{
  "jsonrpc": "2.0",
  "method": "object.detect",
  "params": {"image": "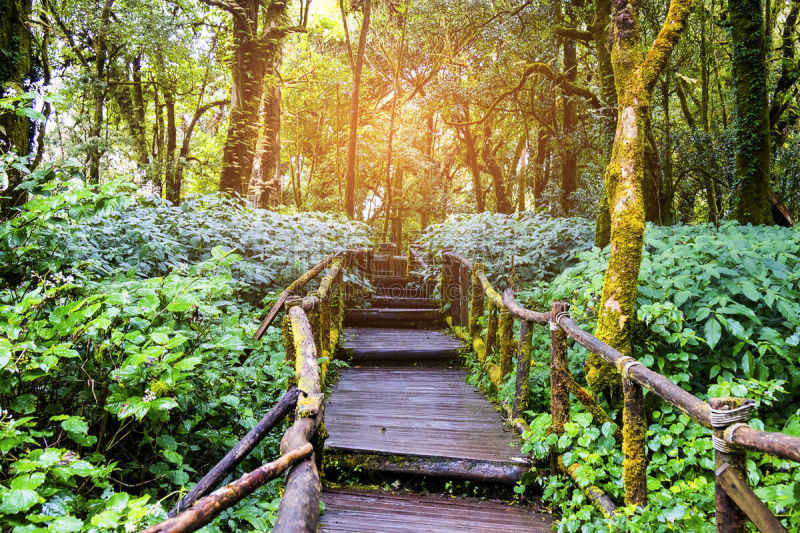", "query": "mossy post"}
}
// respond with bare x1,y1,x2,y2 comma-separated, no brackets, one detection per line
549,302,569,474
622,368,648,506
512,320,533,419
449,260,462,326
440,253,451,315
282,313,296,389
710,397,751,533
499,308,513,376
469,264,484,338
459,264,470,328
486,302,498,358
